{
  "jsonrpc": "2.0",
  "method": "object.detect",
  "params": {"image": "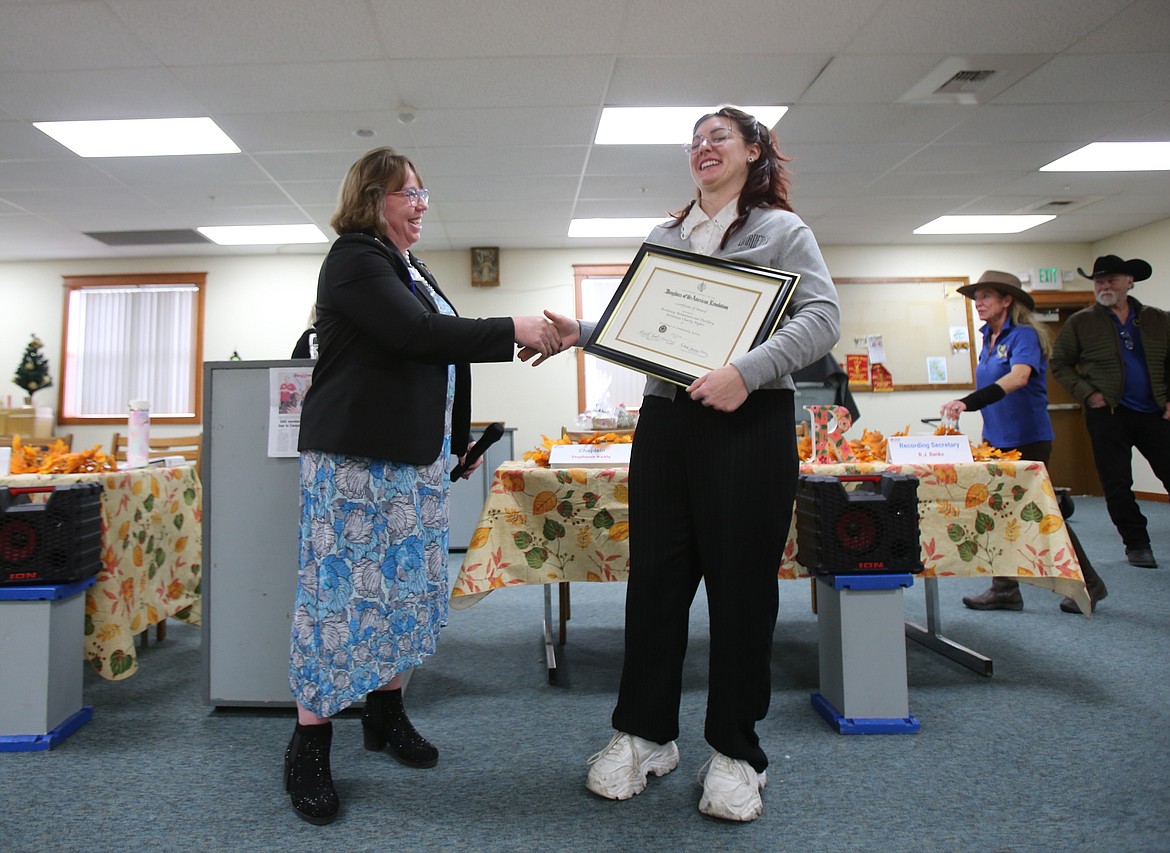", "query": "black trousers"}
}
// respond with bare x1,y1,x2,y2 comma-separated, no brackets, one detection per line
1084,405,1170,549
611,390,797,774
